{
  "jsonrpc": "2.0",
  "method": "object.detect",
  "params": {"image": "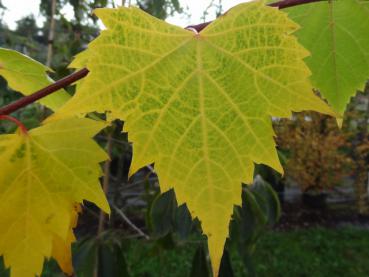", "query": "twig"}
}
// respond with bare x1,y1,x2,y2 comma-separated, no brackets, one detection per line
94,133,113,277
96,135,131,147
201,0,217,22
146,164,156,174
97,133,113,234
112,204,150,240
0,0,324,115
269,0,323,9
